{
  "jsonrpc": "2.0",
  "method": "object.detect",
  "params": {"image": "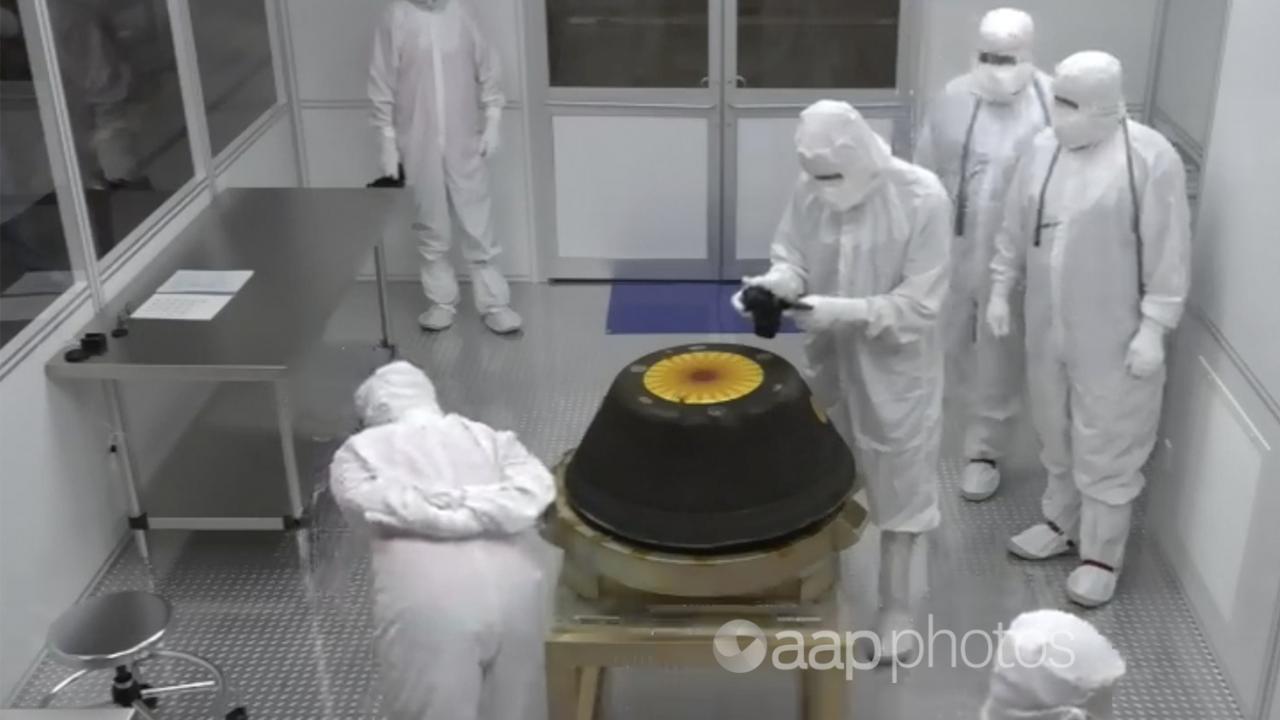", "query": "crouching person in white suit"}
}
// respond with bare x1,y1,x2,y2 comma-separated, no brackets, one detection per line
330,361,556,720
